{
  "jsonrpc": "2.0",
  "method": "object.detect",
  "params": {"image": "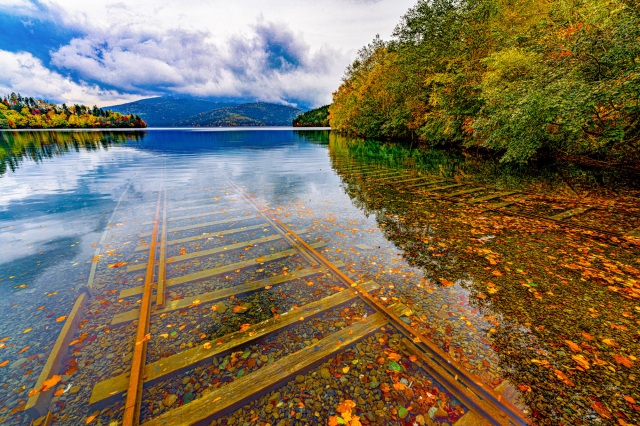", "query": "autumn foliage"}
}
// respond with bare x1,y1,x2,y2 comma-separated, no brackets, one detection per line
329,0,640,164
0,93,146,129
